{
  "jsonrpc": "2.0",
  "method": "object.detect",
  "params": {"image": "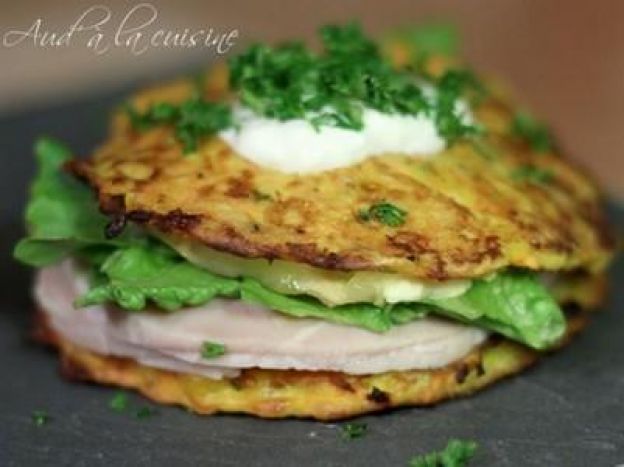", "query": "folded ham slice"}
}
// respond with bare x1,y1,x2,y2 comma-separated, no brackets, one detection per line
36,260,488,379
